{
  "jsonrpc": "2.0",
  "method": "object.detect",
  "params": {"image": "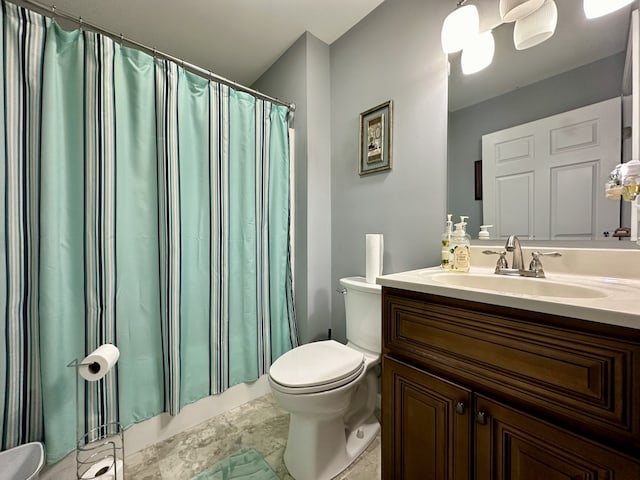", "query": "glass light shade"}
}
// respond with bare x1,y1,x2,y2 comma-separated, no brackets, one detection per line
461,31,495,75
499,0,545,23
583,0,634,19
514,0,558,50
441,4,479,54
